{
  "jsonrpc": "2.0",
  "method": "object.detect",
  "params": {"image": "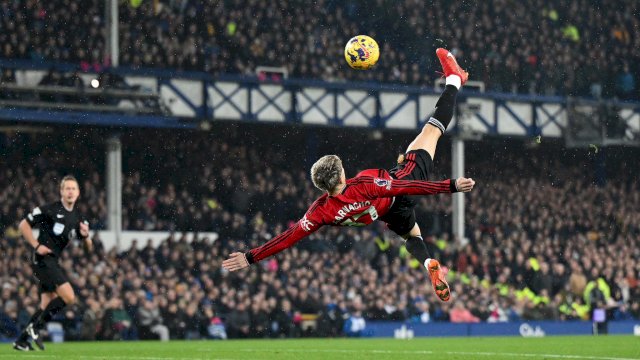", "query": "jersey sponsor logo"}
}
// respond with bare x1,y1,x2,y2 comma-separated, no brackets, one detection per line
374,178,392,189
53,222,65,235
300,215,314,232
56,214,64,218
32,207,41,216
